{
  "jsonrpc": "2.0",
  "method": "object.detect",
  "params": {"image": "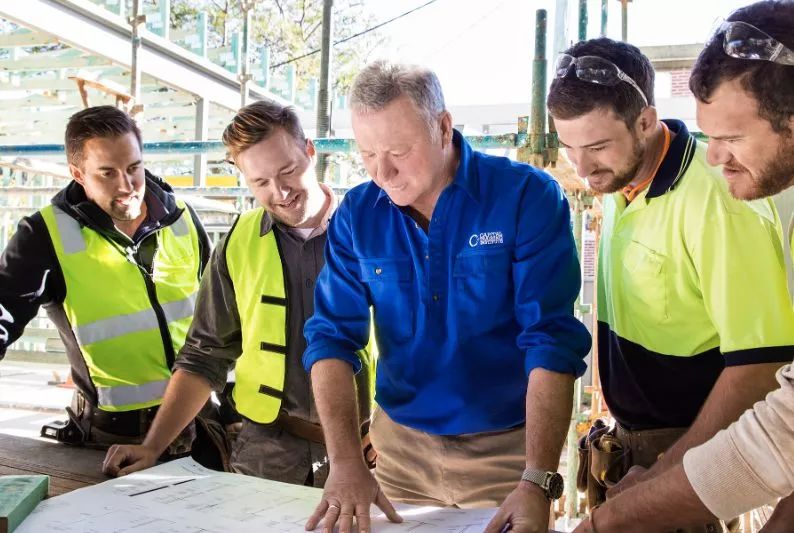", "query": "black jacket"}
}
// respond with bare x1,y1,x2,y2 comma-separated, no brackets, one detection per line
0,171,210,406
